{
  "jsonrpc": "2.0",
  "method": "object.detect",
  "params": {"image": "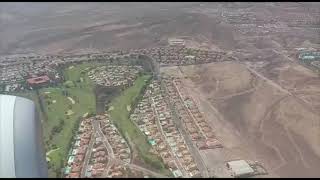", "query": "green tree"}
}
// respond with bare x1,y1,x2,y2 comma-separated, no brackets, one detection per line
52,144,57,149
